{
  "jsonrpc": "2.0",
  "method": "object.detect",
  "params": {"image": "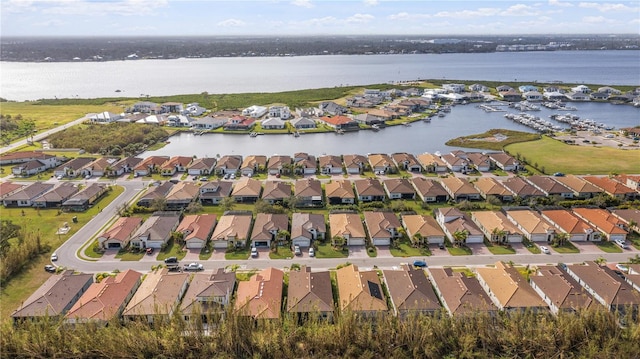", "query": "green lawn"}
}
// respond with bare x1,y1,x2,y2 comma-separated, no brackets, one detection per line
83,239,105,259
484,241,516,255
448,246,473,256
270,247,294,260
199,242,214,260
155,240,187,261
551,241,580,254
225,248,250,260
367,247,377,257
595,241,623,253
116,249,145,261
316,242,348,258
390,241,431,257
